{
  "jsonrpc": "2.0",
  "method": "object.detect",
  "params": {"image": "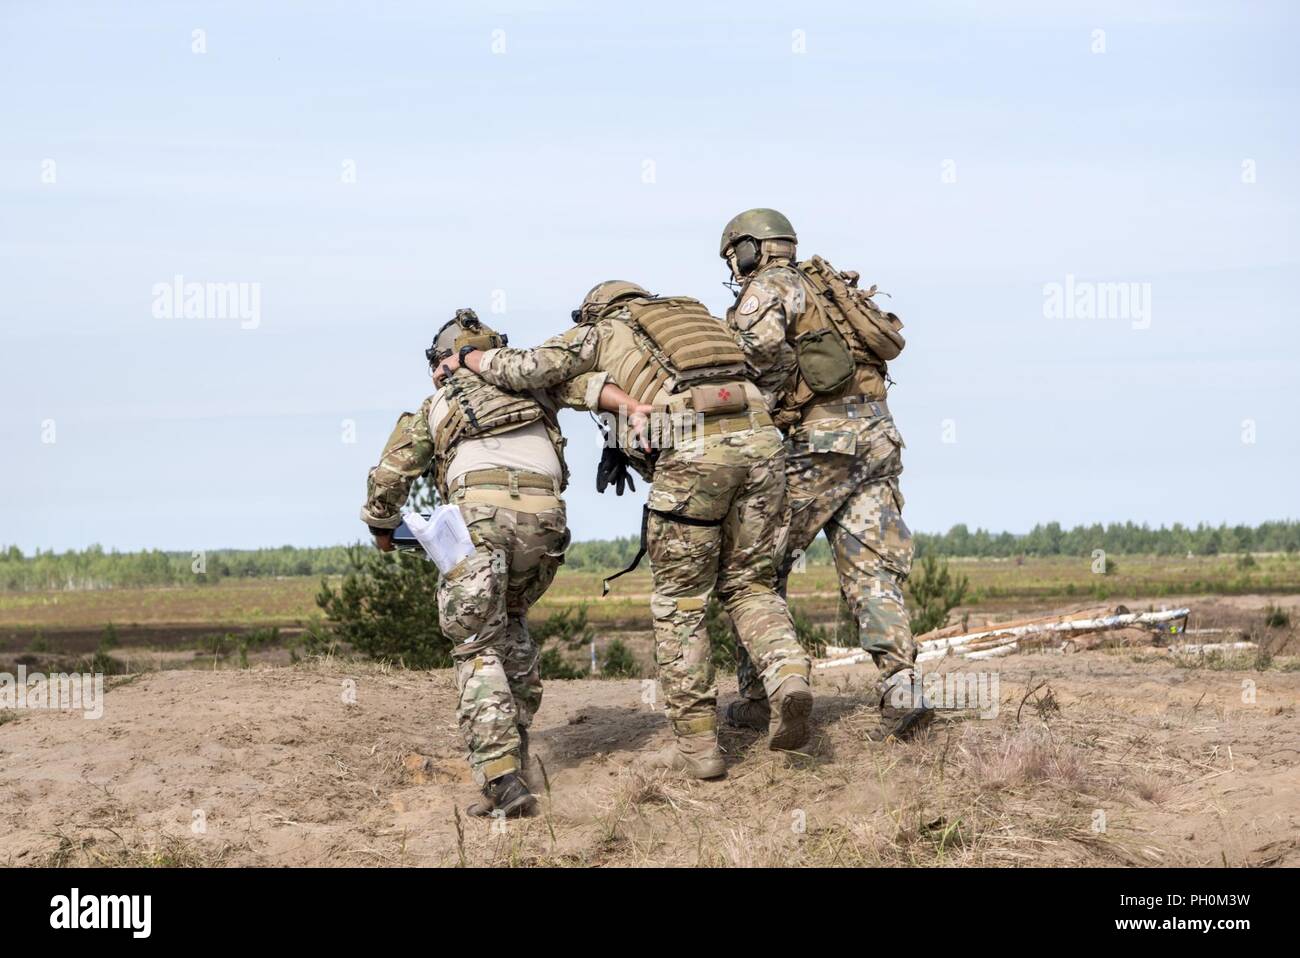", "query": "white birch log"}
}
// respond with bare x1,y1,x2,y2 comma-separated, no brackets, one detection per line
1171,641,1257,654
916,608,1189,654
